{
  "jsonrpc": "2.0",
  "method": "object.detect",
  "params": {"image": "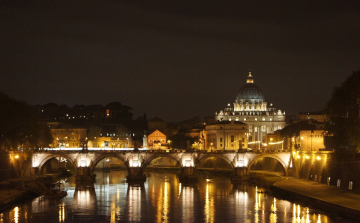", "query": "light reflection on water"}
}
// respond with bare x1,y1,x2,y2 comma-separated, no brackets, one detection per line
0,170,356,222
